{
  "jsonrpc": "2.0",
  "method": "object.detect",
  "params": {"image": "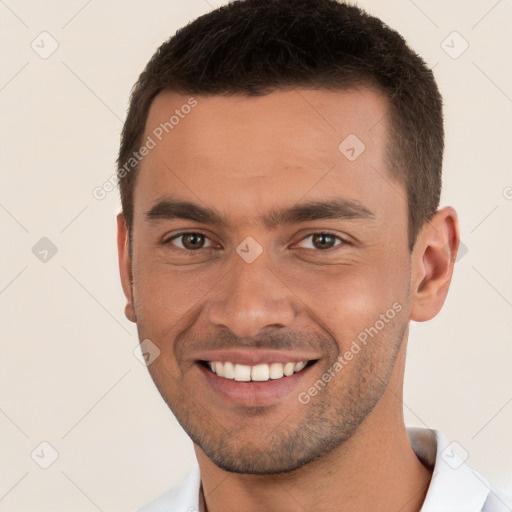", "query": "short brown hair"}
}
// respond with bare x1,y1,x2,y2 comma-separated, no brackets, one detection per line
117,0,443,251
